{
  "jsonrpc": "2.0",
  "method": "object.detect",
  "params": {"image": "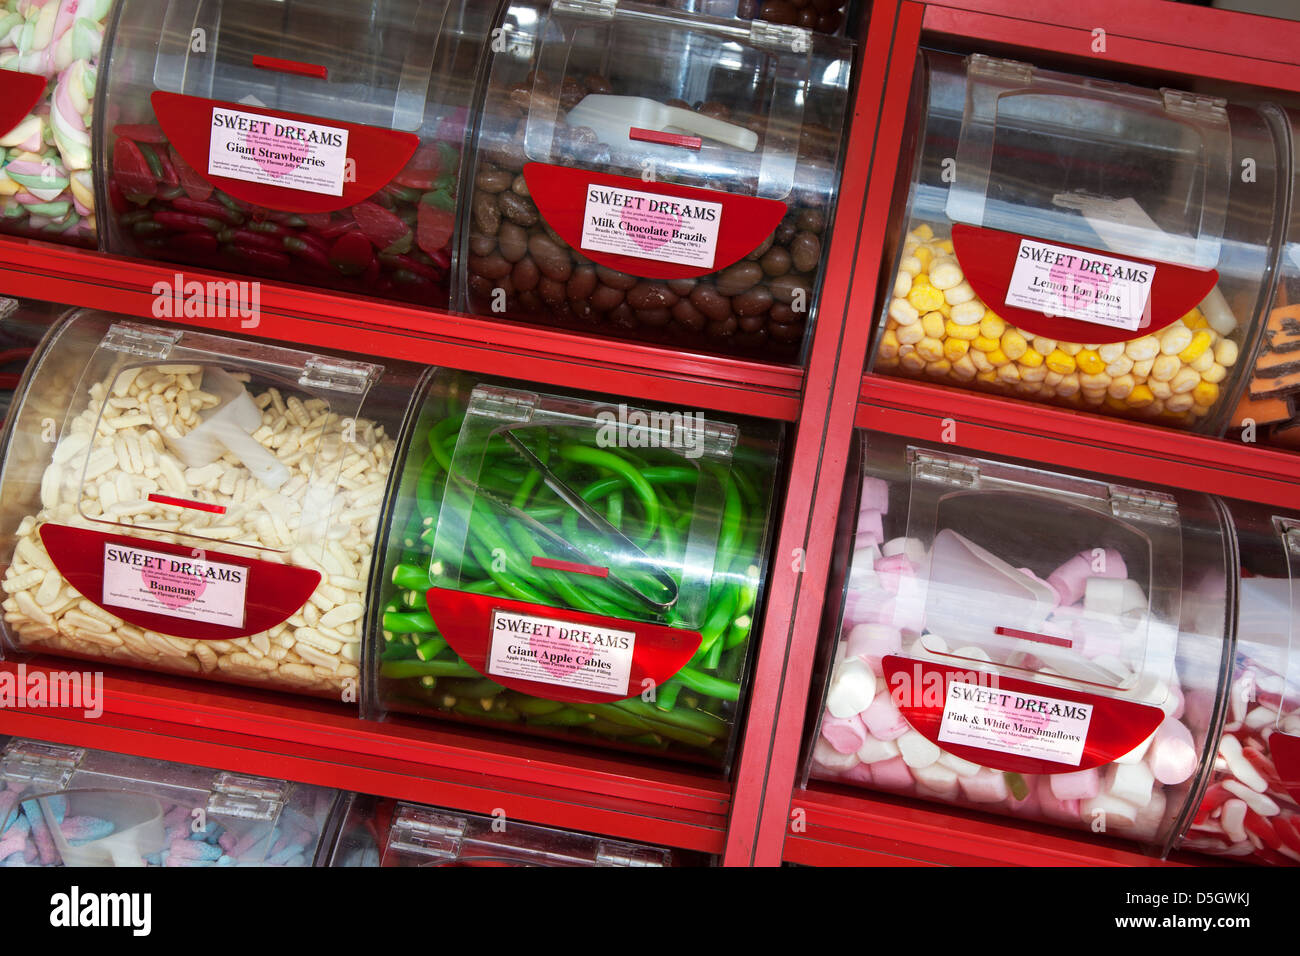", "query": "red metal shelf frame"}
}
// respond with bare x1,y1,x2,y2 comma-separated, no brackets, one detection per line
0,0,1299,867
742,0,1300,868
